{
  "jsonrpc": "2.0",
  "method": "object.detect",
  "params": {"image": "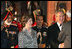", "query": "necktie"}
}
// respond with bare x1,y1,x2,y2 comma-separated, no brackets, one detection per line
60,24,62,26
